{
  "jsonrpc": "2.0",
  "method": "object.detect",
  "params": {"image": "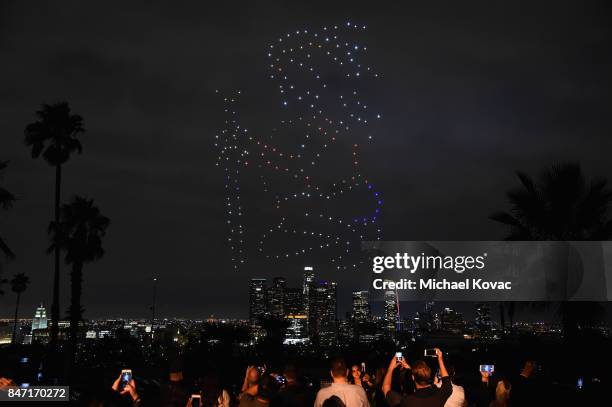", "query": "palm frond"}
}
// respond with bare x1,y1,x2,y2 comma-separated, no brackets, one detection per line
24,102,85,165
493,162,612,240
0,187,15,209
0,237,15,260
